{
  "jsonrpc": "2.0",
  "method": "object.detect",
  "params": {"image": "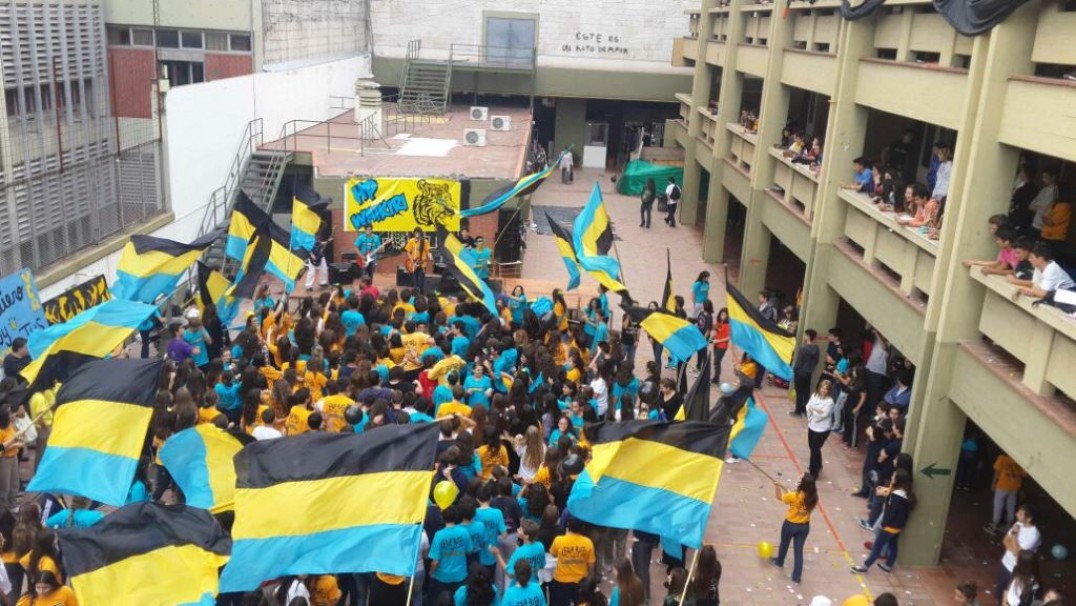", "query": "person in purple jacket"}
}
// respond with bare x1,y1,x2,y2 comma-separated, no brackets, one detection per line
165,323,199,364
